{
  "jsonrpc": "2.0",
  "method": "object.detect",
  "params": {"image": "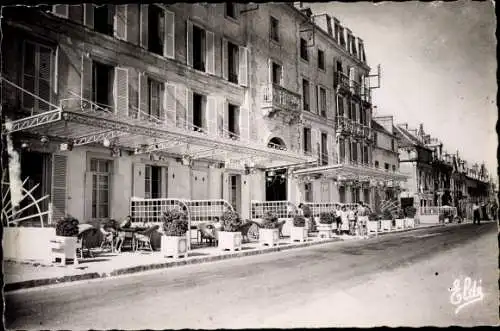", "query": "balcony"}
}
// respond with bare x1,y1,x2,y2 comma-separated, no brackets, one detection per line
336,117,373,140
335,72,350,91
262,83,301,115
